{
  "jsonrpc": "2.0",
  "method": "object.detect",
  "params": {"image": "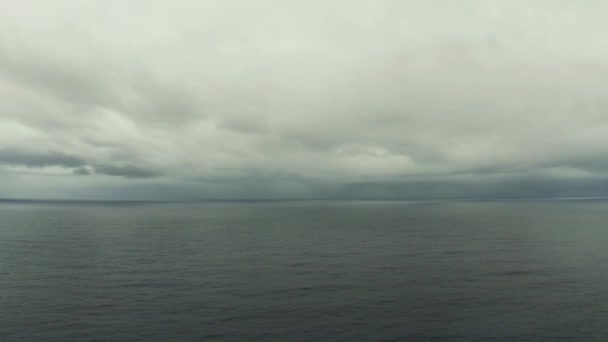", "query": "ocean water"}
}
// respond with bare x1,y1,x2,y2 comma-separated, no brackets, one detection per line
2,199,608,341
